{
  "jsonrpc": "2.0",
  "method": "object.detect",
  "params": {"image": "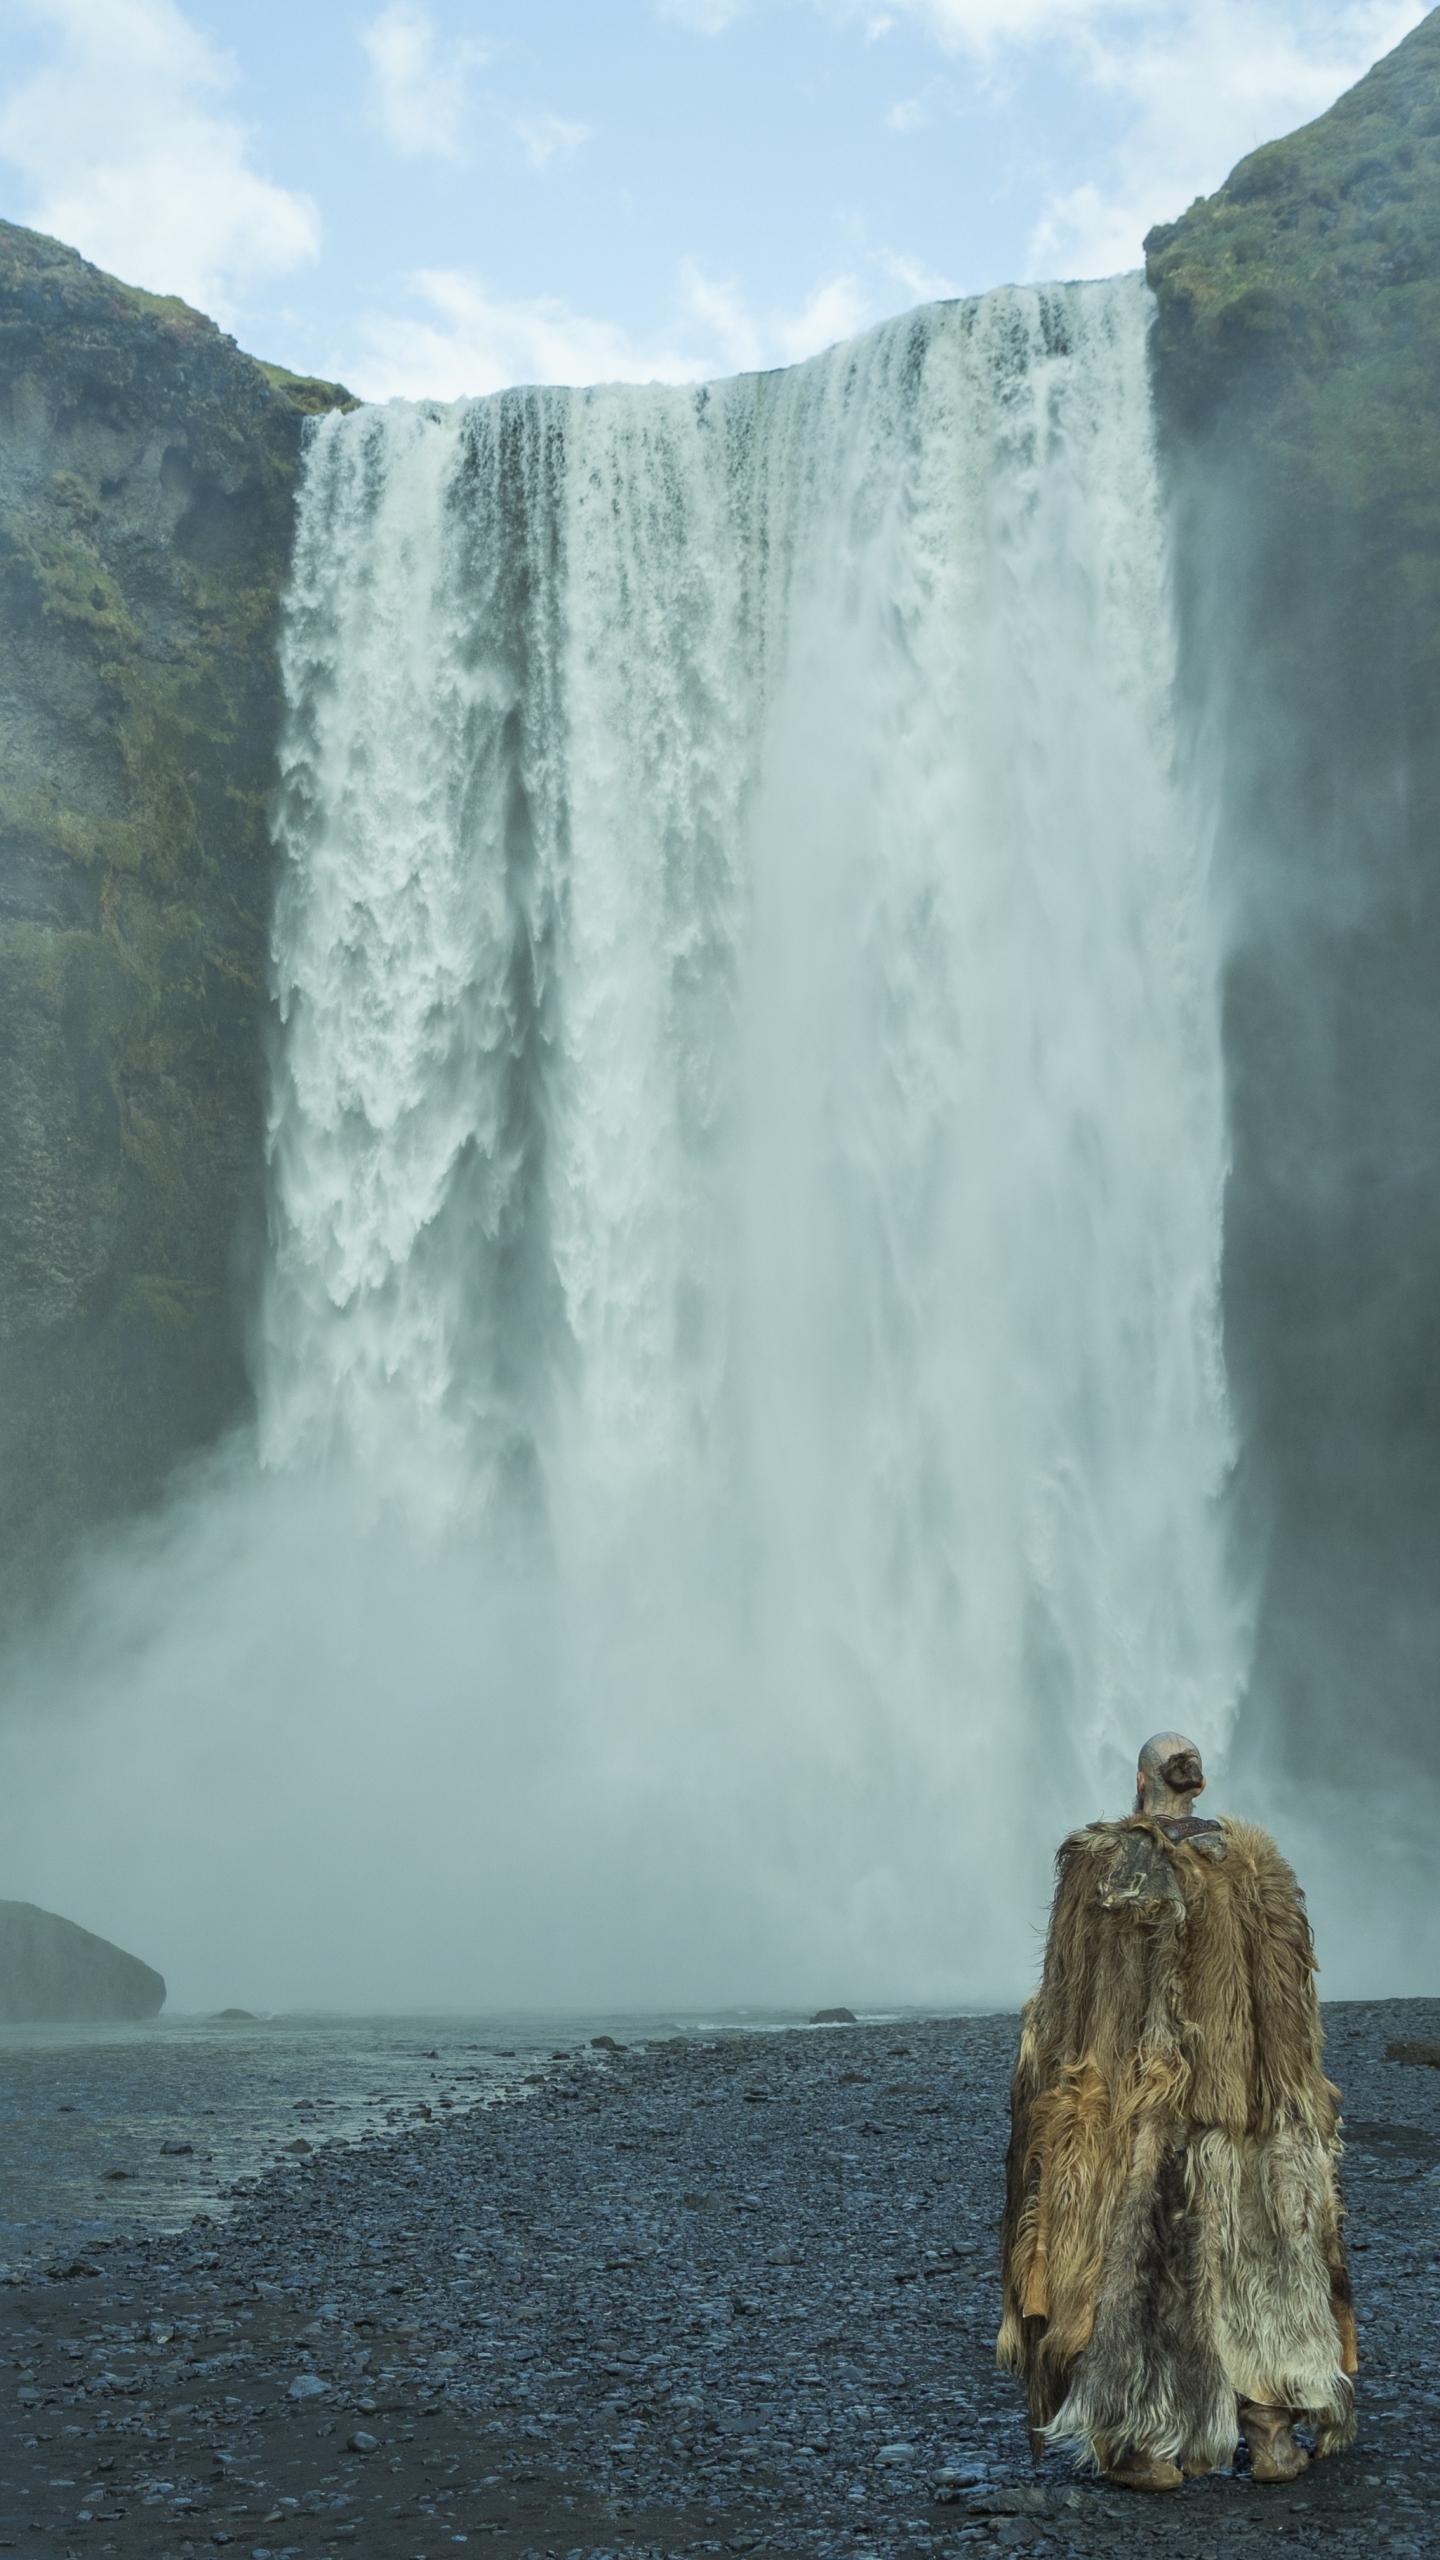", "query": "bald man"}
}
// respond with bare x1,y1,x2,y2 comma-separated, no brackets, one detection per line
997,1734,1357,2492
